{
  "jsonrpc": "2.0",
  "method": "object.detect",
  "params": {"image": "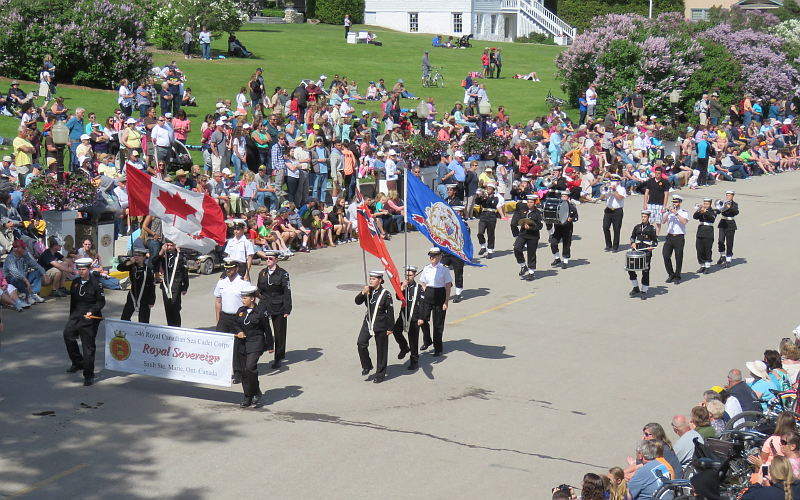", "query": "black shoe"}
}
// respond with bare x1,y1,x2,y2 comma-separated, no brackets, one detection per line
673,277,681,284
453,294,462,303
407,361,418,370
629,287,641,297
561,262,567,269
524,272,535,281
613,246,620,252
420,342,432,351
717,256,725,265
397,347,409,360
721,261,728,269
478,247,487,256
66,364,81,373
271,361,281,369
251,394,262,407
486,252,493,259
373,375,385,383
83,377,94,386
518,265,527,276
697,267,706,274
432,351,442,357
640,291,647,300
604,246,611,252
666,276,674,284
361,367,371,376
550,258,560,266
240,396,253,407
232,376,241,384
